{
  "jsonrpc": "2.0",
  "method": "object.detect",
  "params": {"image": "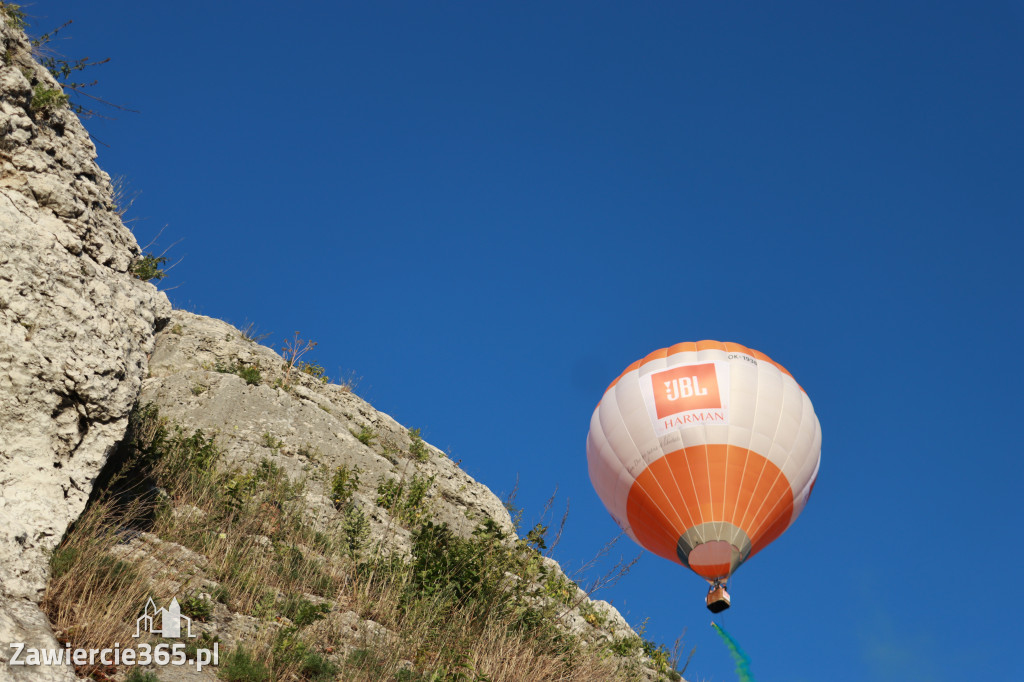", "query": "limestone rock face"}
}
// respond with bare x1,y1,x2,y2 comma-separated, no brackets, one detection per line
0,14,680,681
136,312,669,682
0,16,170,678
141,310,516,555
